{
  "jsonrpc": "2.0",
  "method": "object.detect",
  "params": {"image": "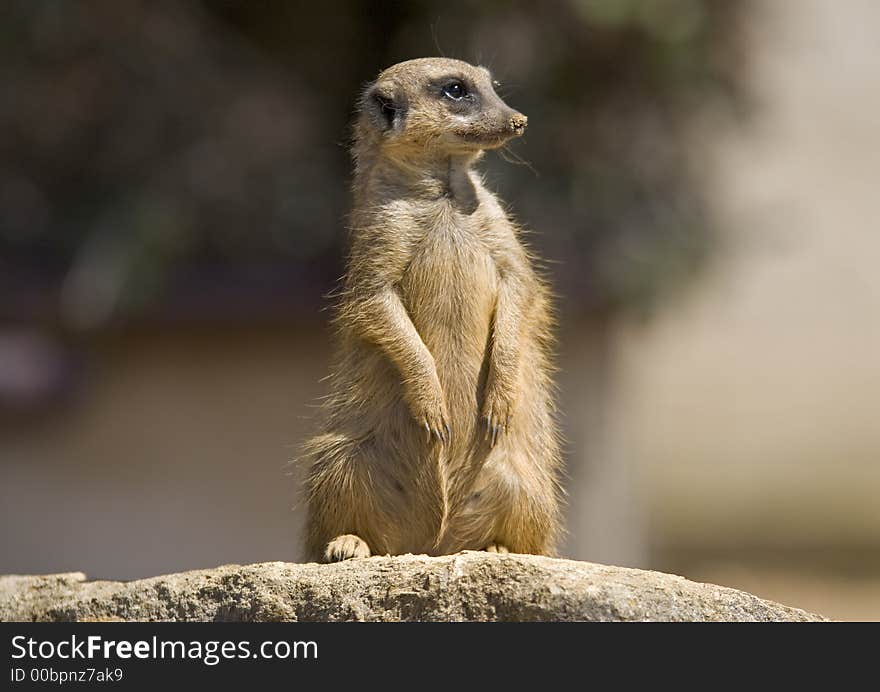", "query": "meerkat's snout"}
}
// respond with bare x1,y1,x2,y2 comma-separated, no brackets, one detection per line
509,112,528,135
